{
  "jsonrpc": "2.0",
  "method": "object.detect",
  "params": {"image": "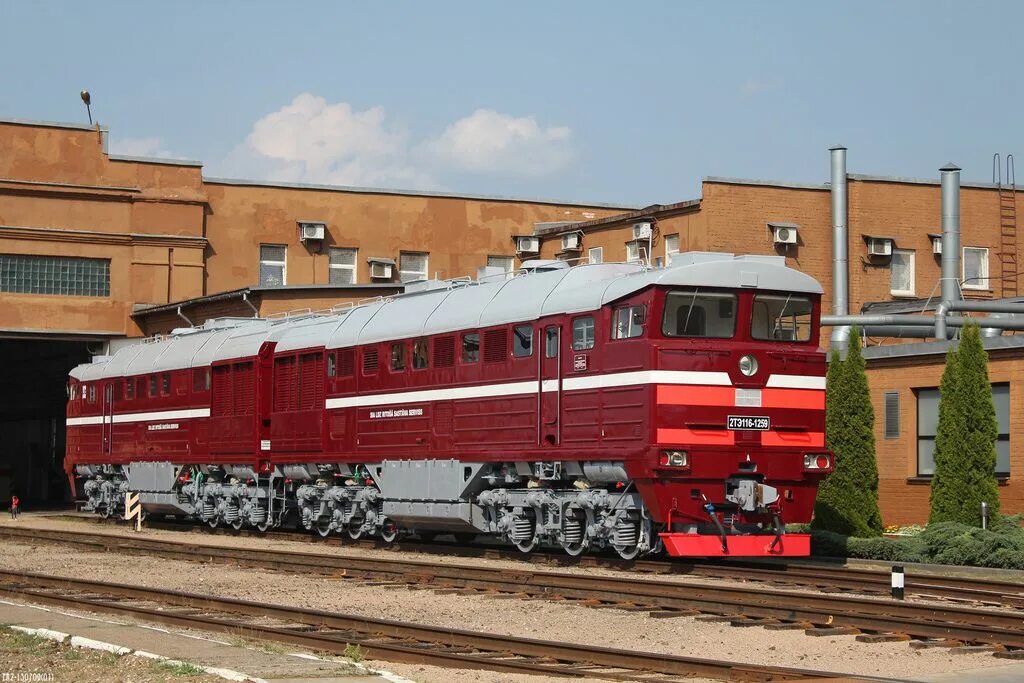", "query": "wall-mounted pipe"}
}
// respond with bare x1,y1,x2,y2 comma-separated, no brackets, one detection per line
176,305,193,327
241,291,259,317
934,300,1024,339
829,145,850,350
822,311,1024,336
939,163,962,320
